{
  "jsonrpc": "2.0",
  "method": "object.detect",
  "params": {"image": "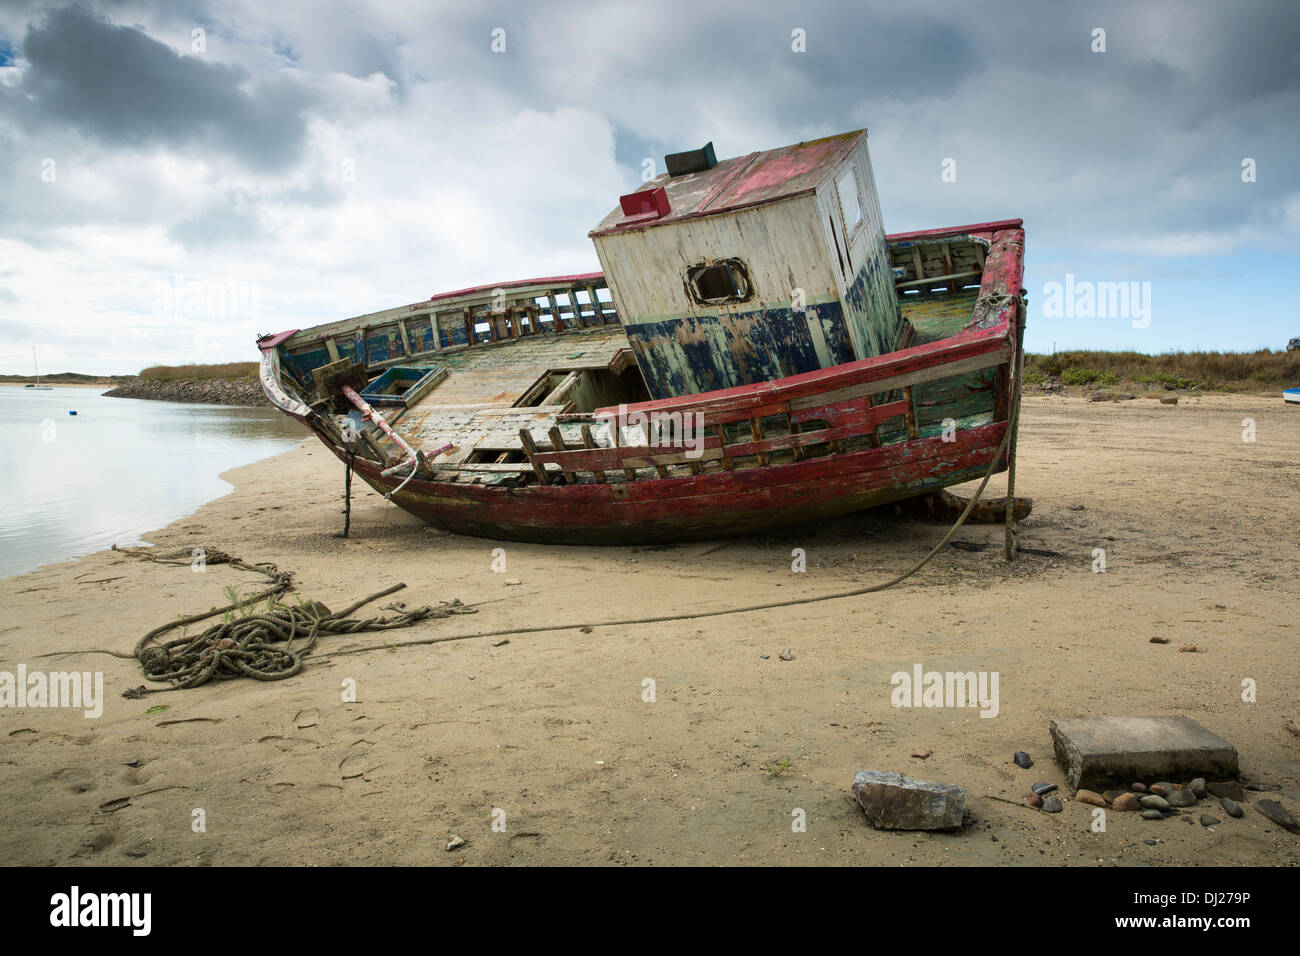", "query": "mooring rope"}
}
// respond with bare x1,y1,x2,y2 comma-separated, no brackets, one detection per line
39,546,475,692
